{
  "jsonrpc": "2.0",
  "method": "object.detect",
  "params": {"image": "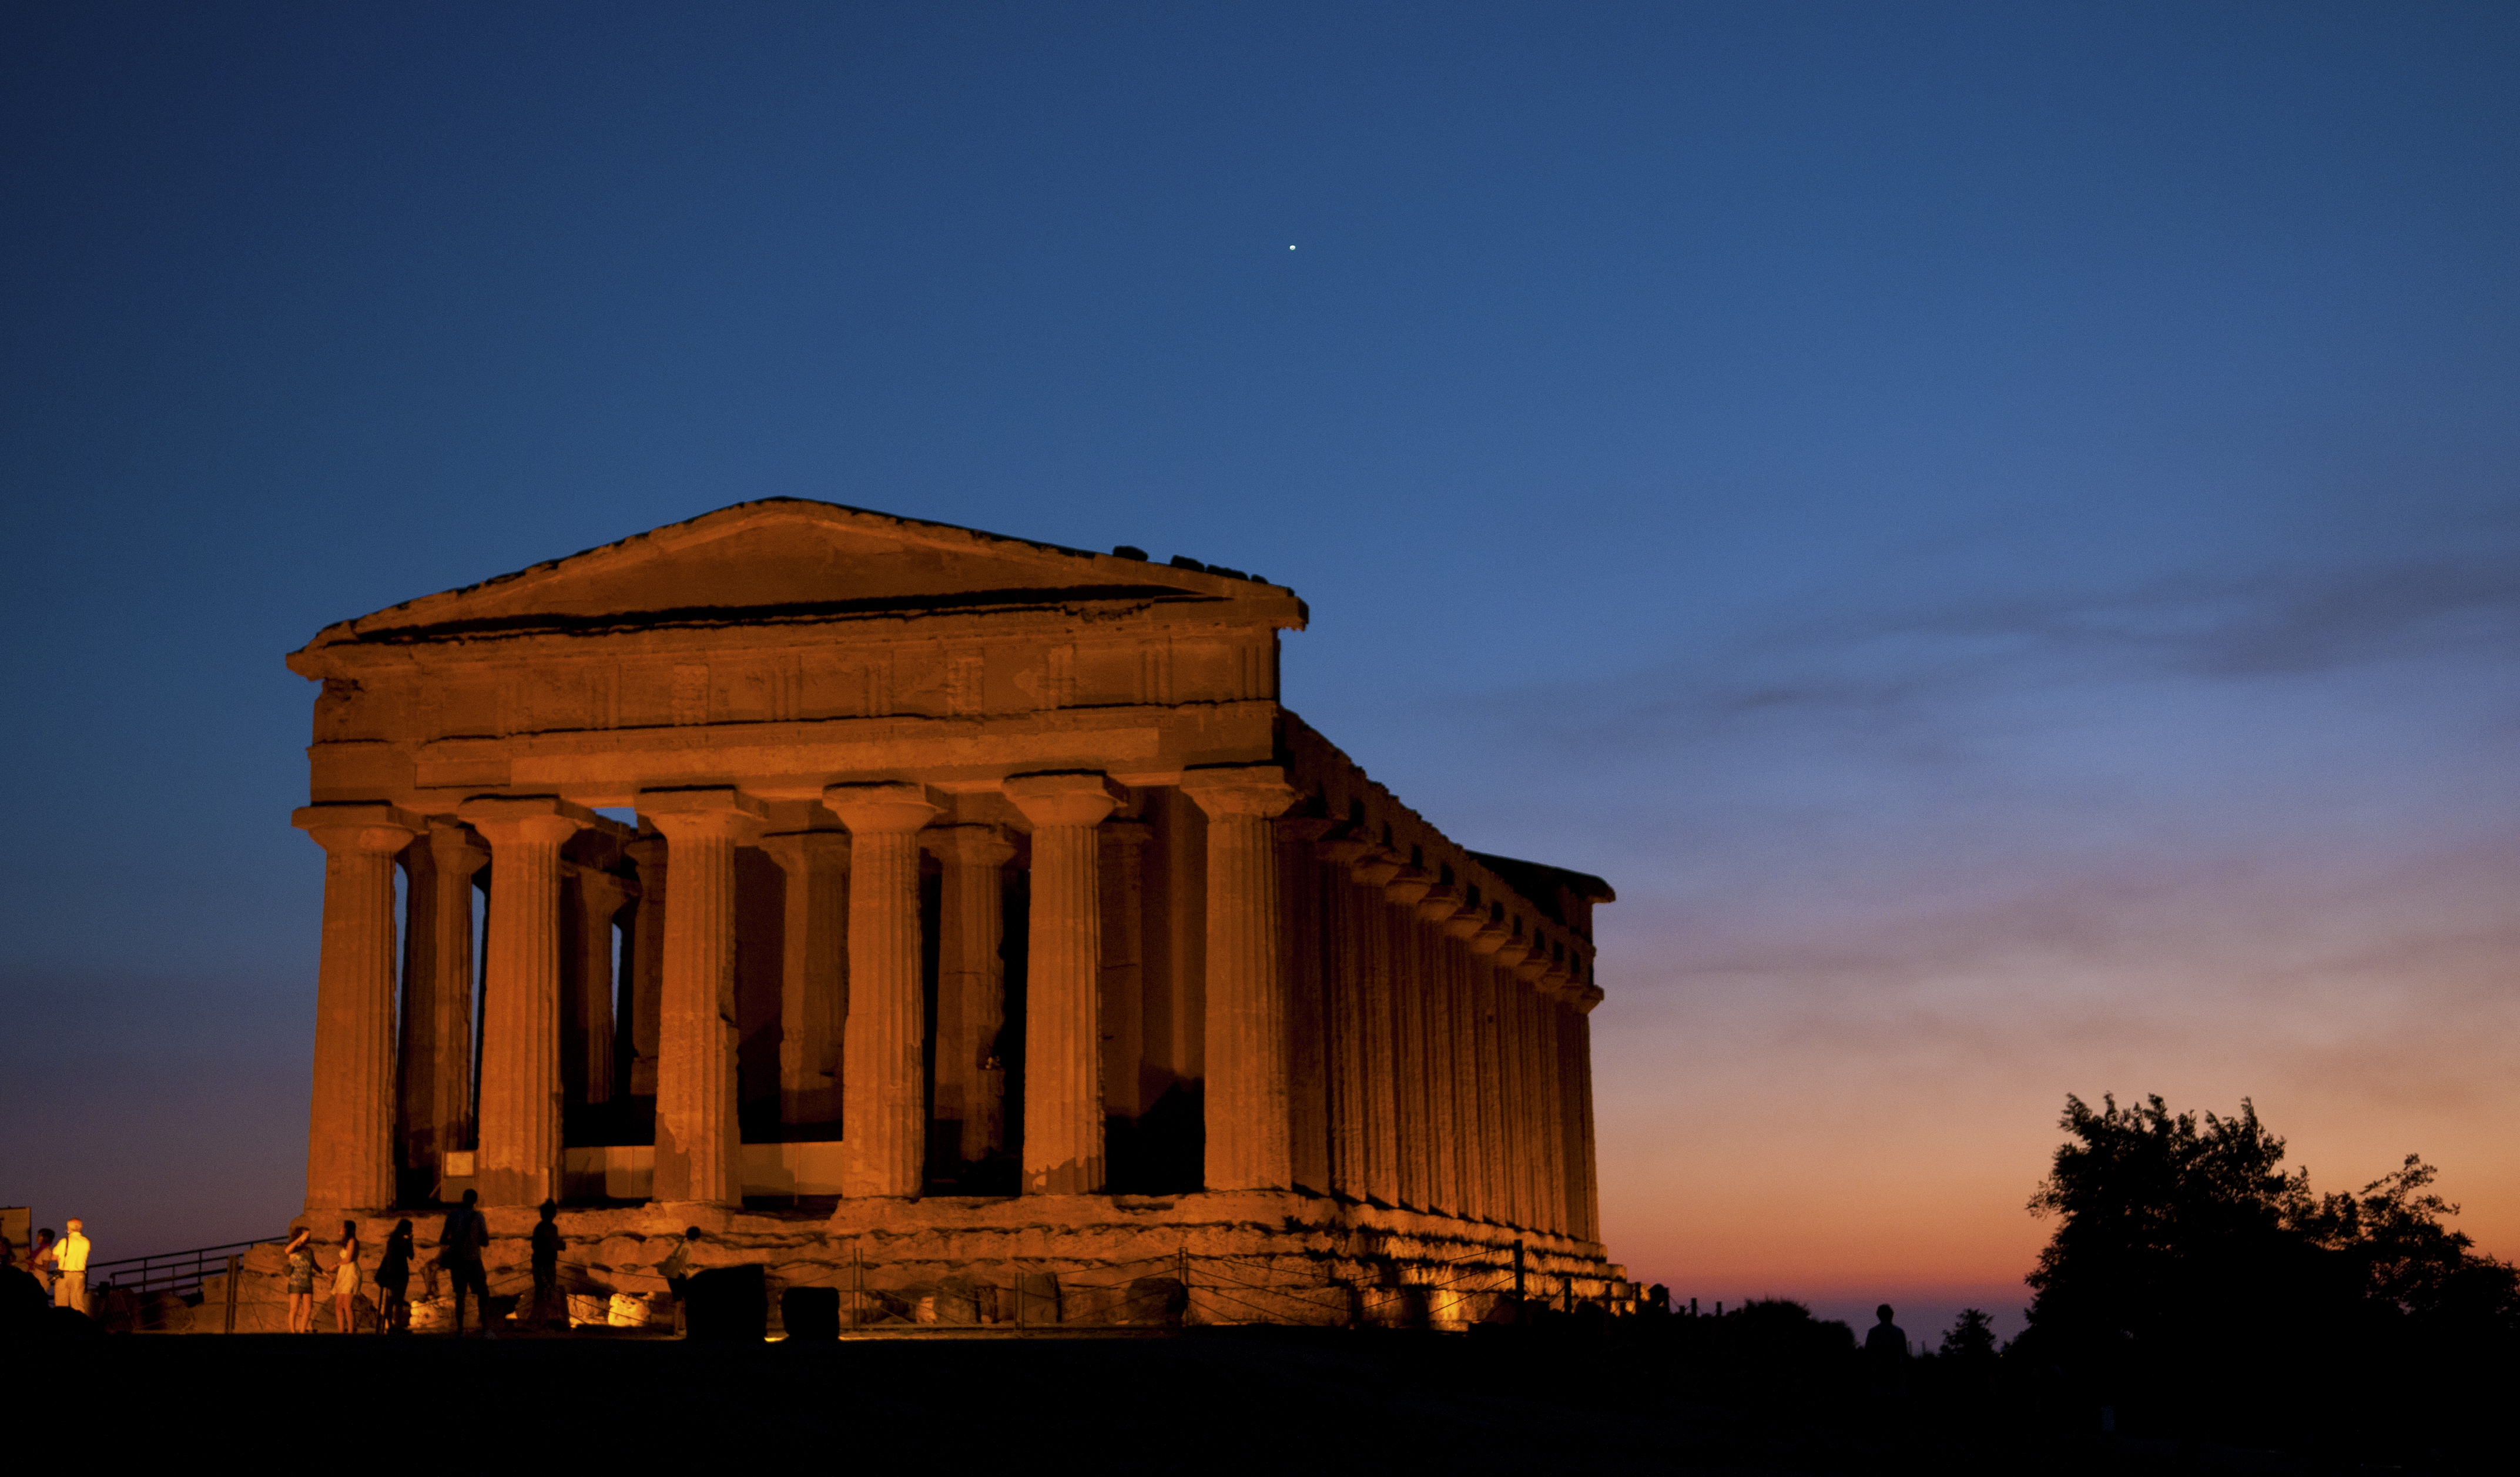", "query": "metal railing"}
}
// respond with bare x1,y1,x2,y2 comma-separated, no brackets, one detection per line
86,1238,280,1303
